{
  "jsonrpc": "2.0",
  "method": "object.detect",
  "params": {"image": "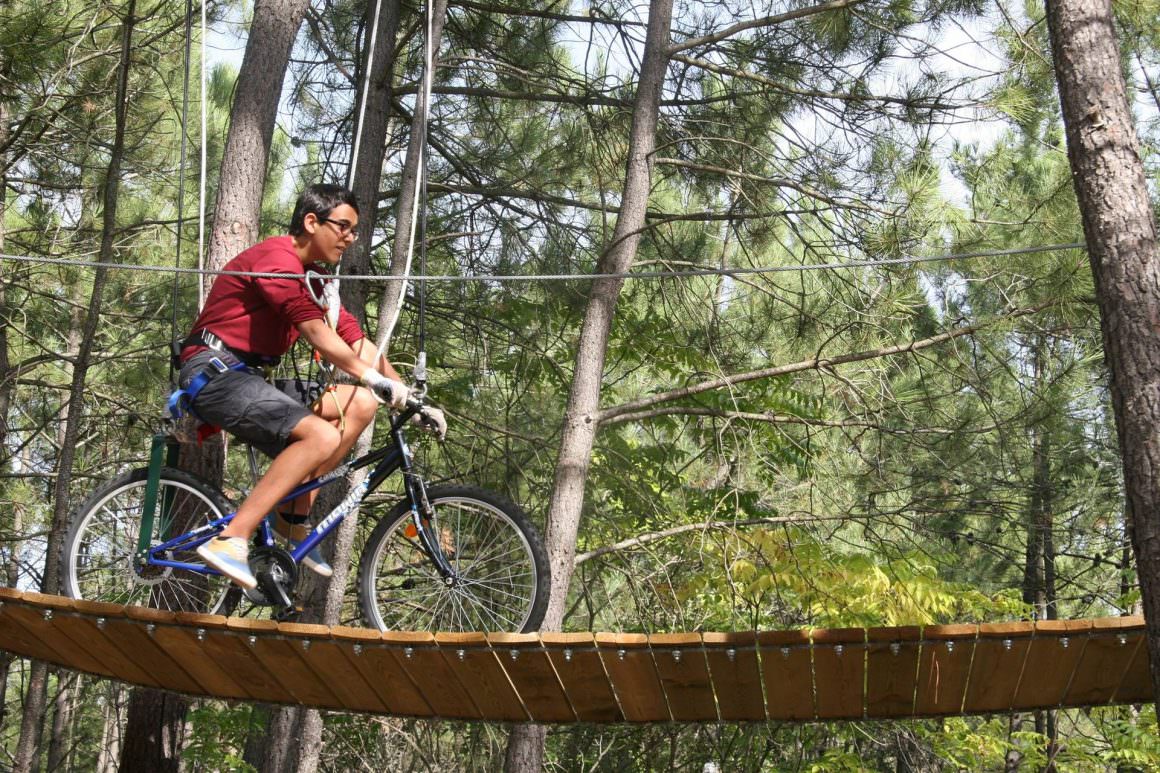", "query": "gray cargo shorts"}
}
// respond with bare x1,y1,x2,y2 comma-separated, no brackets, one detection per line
179,350,323,457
